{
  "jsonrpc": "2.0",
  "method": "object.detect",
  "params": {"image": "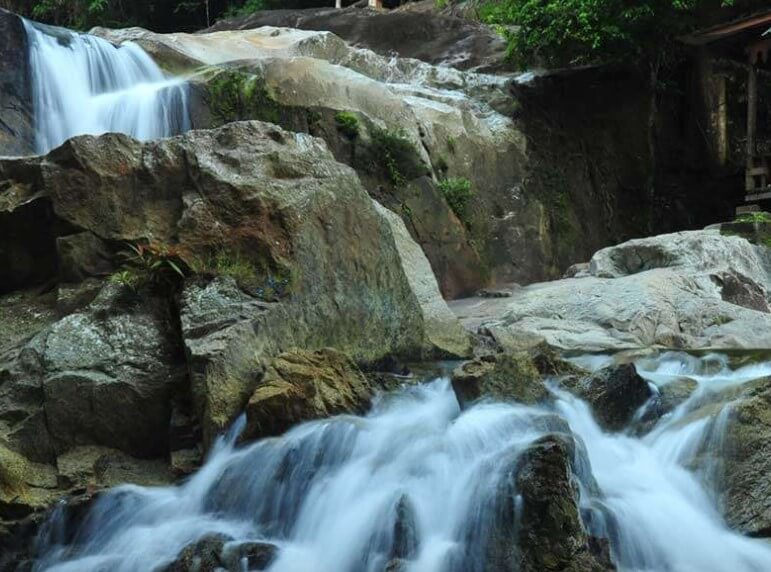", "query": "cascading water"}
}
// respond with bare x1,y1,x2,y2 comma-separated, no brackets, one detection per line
30,354,771,571
23,20,190,155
